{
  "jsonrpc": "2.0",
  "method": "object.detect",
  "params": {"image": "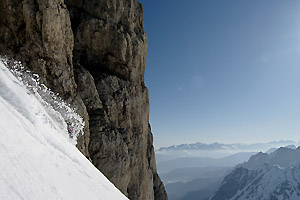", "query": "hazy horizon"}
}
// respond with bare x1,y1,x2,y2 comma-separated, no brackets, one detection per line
156,139,300,149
